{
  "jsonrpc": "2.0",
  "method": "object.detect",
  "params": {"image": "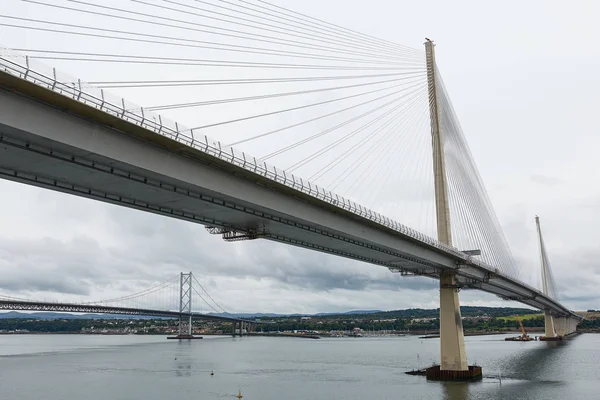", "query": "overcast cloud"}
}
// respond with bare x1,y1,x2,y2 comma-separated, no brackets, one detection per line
0,0,599,313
